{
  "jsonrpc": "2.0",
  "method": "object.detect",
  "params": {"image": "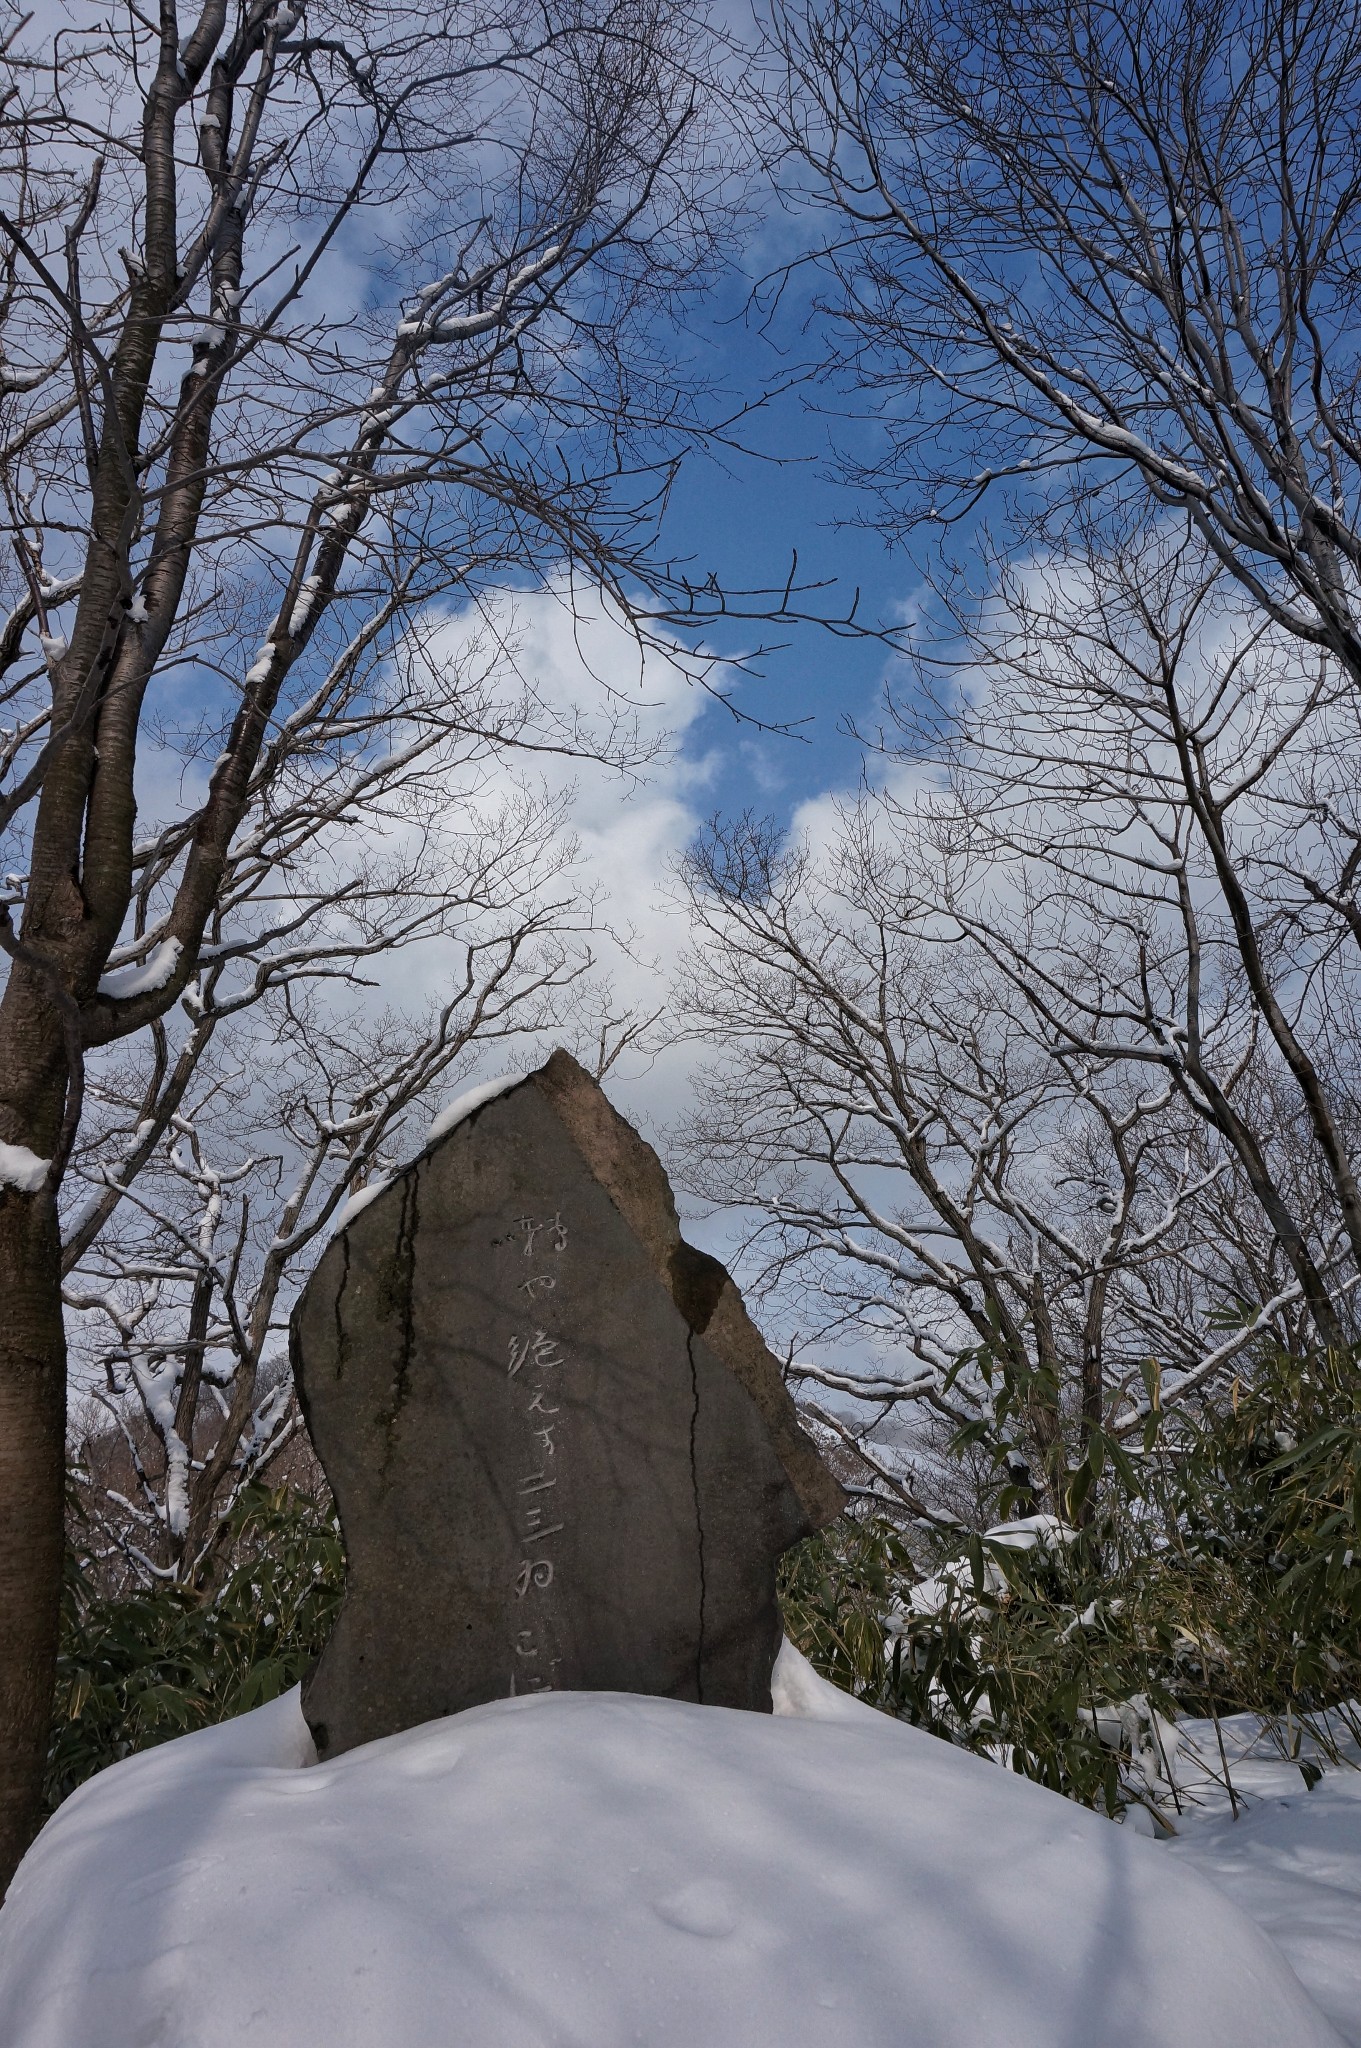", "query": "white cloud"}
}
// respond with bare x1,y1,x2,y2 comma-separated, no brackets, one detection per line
374,580,730,1151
